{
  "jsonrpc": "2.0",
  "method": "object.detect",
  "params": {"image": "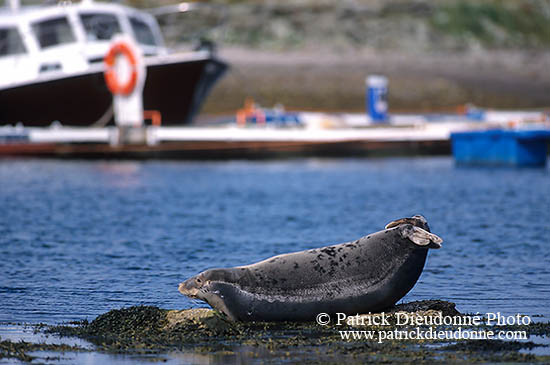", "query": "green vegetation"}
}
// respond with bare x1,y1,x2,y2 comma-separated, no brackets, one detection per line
7,0,550,51
431,1,550,48
195,0,550,51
